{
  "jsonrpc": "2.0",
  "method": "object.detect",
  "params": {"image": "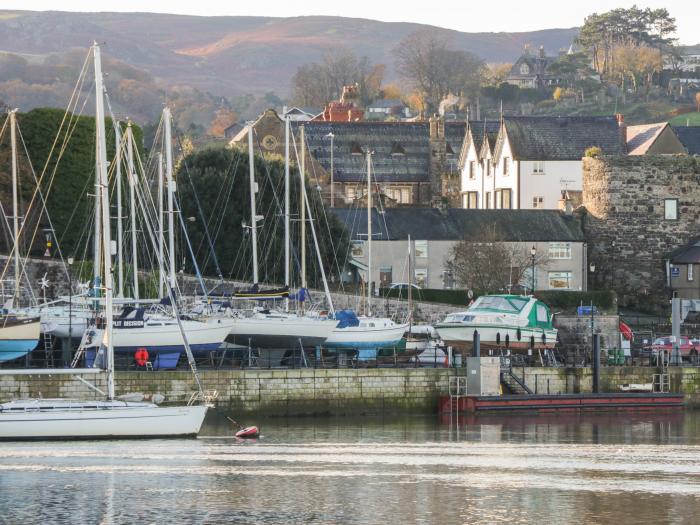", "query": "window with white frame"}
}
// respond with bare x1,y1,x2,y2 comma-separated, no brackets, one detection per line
689,264,694,281
346,186,357,202
548,242,571,259
469,161,476,180
664,198,678,220
503,157,510,176
485,191,492,209
502,189,512,209
548,271,572,289
532,196,544,209
414,240,428,258
414,268,428,287
532,160,545,174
